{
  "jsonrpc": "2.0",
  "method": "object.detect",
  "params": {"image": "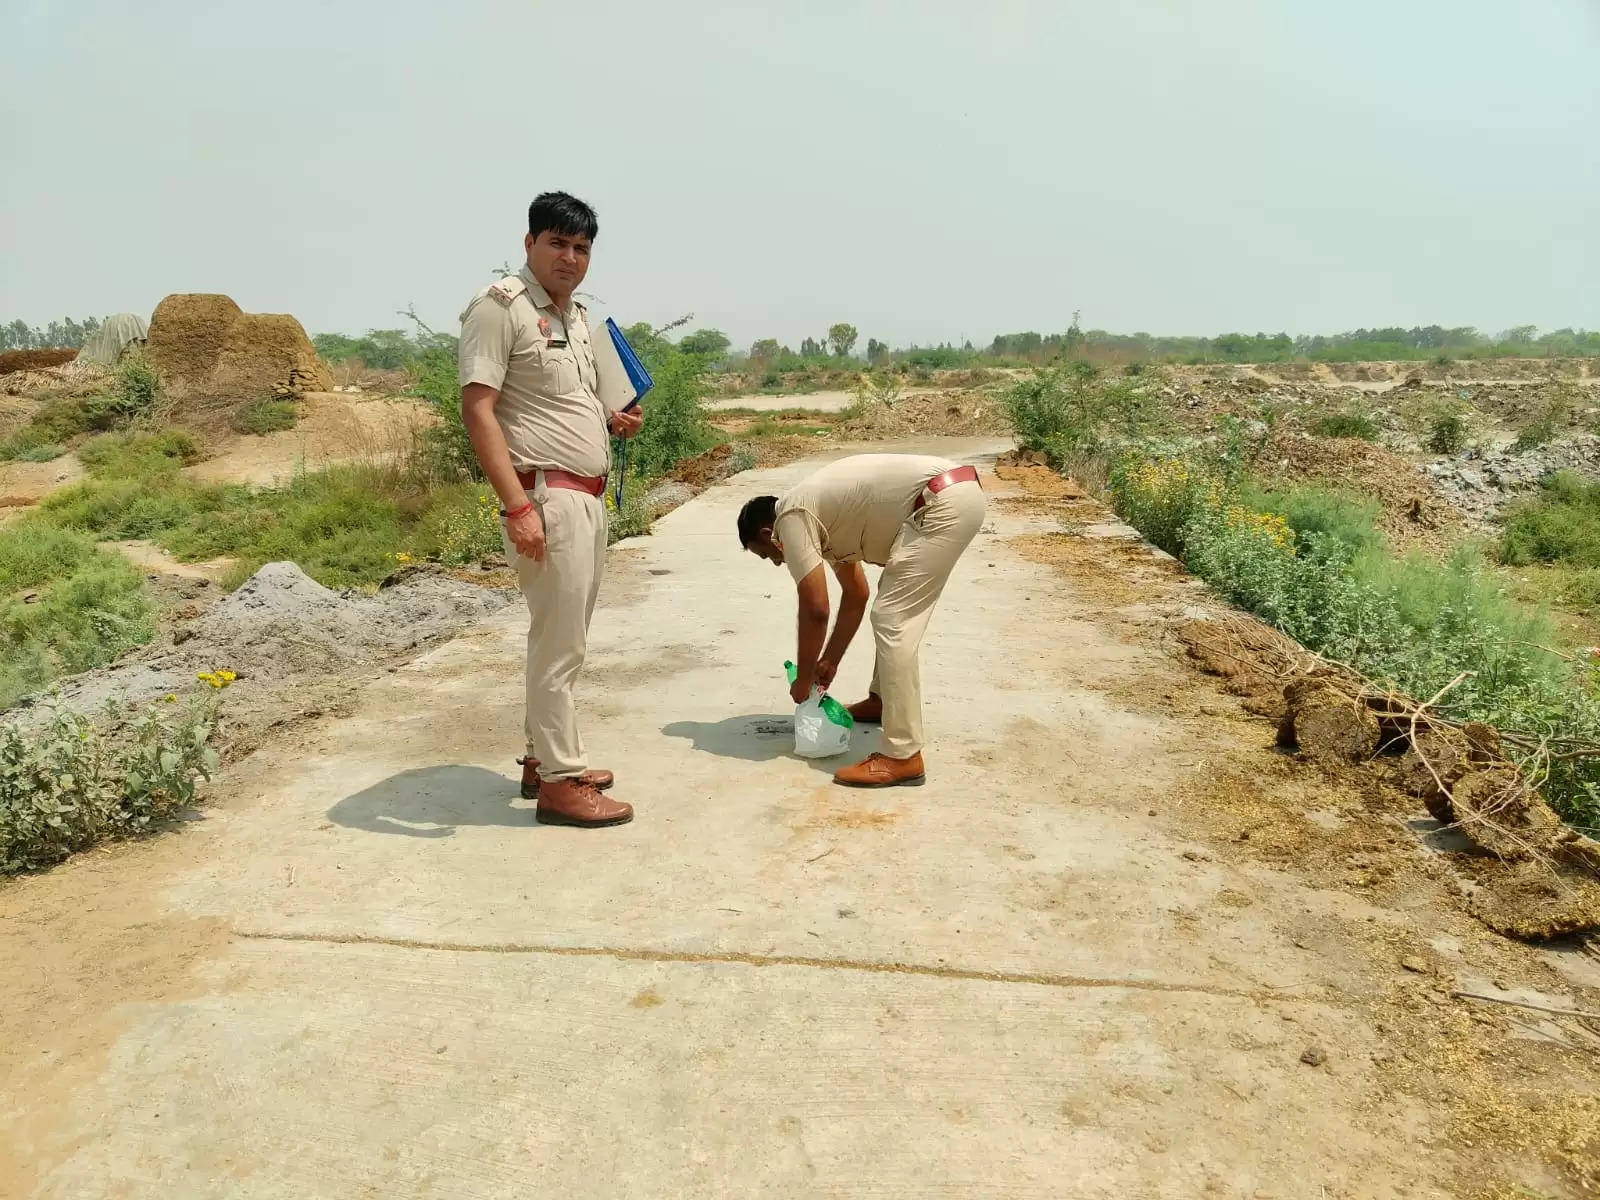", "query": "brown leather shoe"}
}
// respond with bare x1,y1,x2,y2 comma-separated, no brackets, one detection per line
833,752,926,788
846,693,883,724
518,757,614,800
536,778,633,828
